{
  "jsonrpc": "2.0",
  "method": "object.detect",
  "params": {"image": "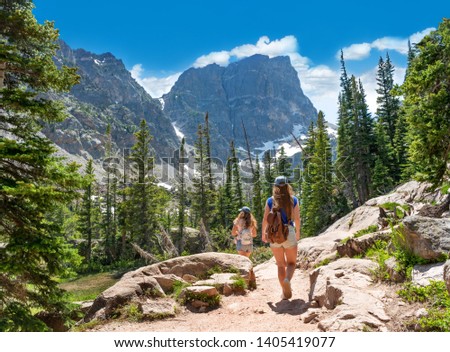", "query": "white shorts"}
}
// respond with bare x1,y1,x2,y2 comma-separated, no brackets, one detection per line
270,225,297,249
